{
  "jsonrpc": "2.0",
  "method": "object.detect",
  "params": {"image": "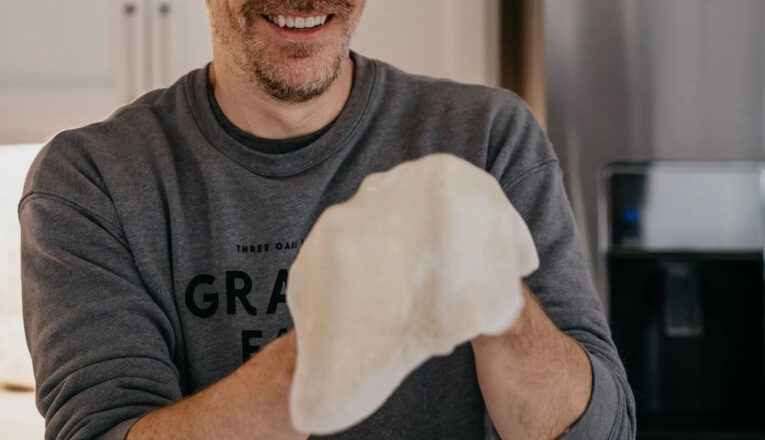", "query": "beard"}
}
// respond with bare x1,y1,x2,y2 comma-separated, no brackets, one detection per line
212,0,361,103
